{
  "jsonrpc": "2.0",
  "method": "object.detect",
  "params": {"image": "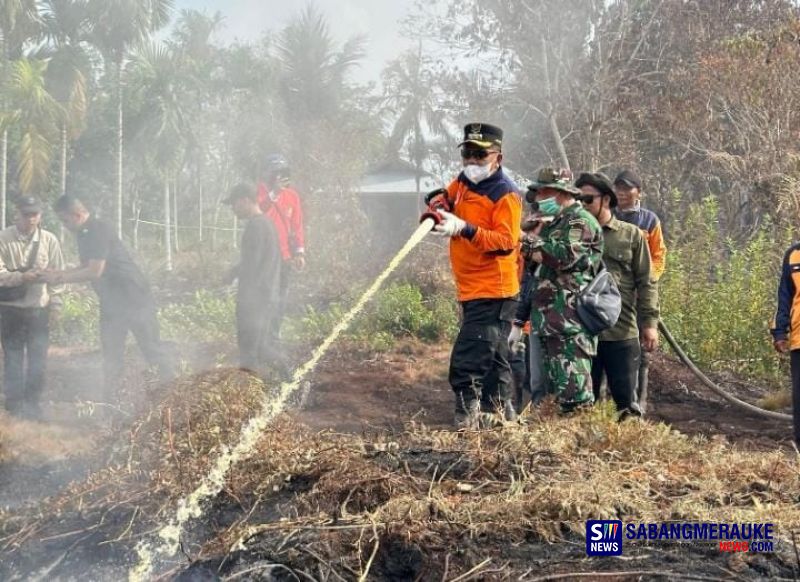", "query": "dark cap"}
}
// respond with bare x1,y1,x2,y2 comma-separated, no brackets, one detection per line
16,196,43,214
525,167,579,202
613,169,642,190
457,122,503,150
223,183,257,205
265,153,288,169
575,172,617,208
